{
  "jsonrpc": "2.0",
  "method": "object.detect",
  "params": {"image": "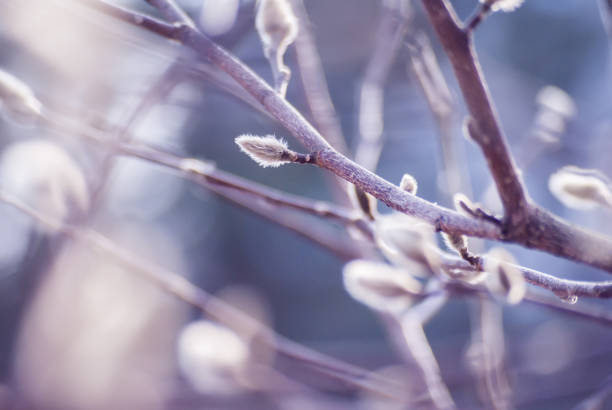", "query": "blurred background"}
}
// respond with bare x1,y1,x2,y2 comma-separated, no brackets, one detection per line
0,0,611,409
